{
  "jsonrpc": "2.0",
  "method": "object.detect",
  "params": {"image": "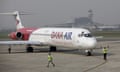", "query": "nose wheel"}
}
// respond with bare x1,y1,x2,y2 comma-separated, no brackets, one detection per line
85,49,92,56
